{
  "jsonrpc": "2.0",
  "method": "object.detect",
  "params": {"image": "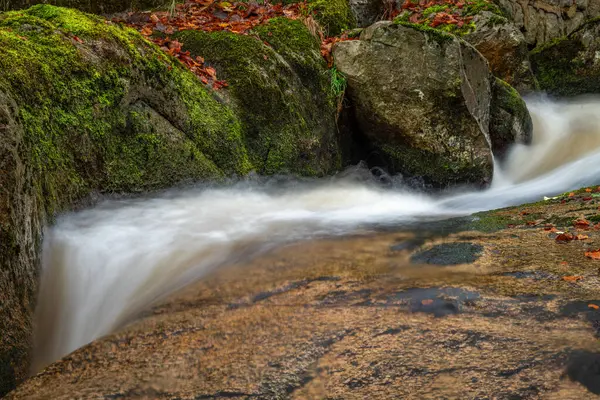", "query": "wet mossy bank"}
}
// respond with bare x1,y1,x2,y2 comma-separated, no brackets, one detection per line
0,5,340,394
